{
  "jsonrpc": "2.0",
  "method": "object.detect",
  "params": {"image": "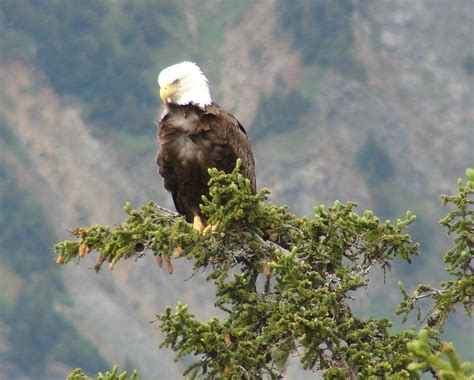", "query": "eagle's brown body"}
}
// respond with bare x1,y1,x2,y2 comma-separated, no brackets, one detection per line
156,102,256,223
